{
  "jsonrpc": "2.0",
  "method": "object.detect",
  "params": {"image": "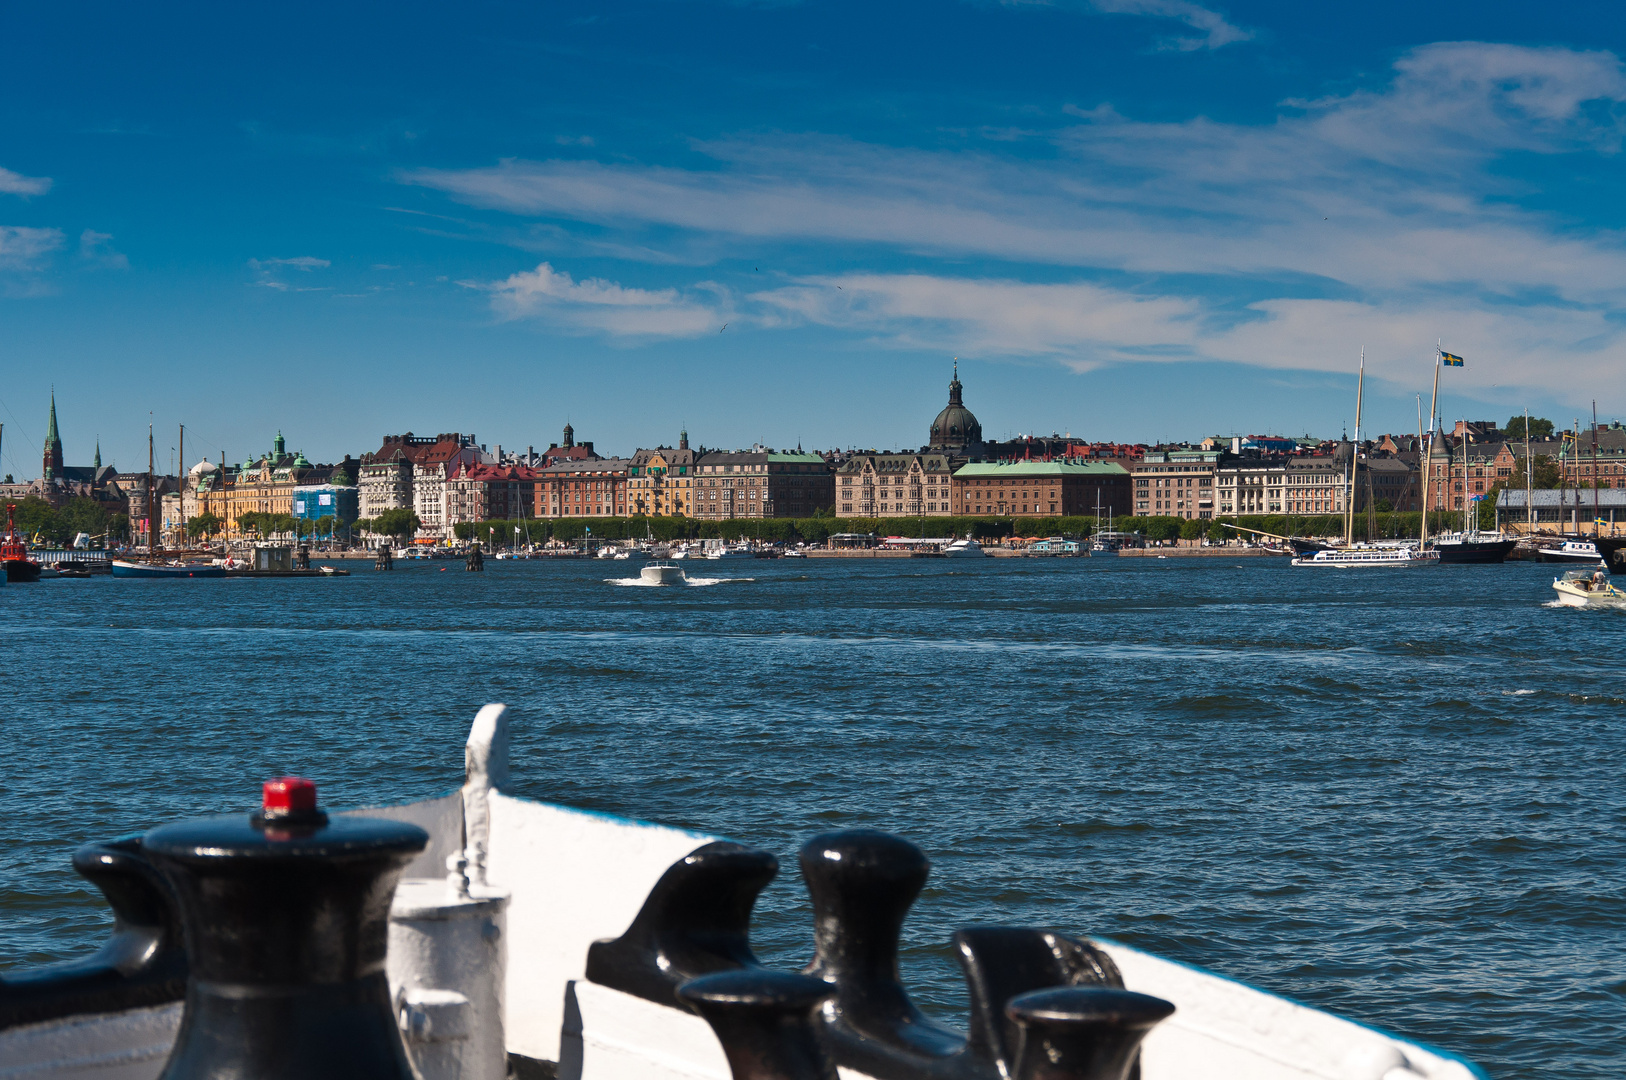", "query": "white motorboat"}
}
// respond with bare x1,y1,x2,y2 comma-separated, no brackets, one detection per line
639,562,686,585
1551,567,1626,607
1291,545,1437,568
1536,539,1605,565
706,545,754,560
942,538,986,558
